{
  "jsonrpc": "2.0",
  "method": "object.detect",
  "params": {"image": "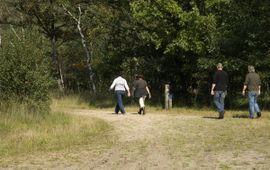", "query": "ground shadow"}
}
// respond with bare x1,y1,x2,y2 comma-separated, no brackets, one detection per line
110,112,141,115
130,112,140,115
232,114,249,118
202,116,219,119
